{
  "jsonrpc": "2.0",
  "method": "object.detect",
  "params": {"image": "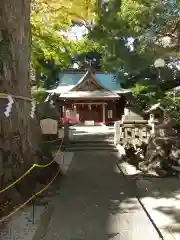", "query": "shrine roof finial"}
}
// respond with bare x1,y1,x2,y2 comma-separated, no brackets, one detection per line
86,65,96,75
